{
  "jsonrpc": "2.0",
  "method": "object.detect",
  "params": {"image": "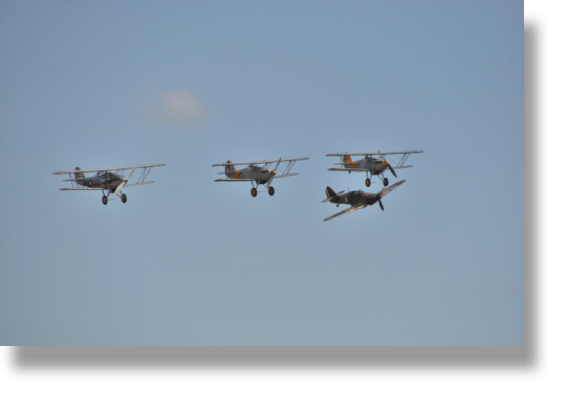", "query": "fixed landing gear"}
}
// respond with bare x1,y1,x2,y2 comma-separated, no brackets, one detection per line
102,195,108,205
268,186,275,196
383,178,389,186
121,193,127,203
365,178,371,187
251,187,258,197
